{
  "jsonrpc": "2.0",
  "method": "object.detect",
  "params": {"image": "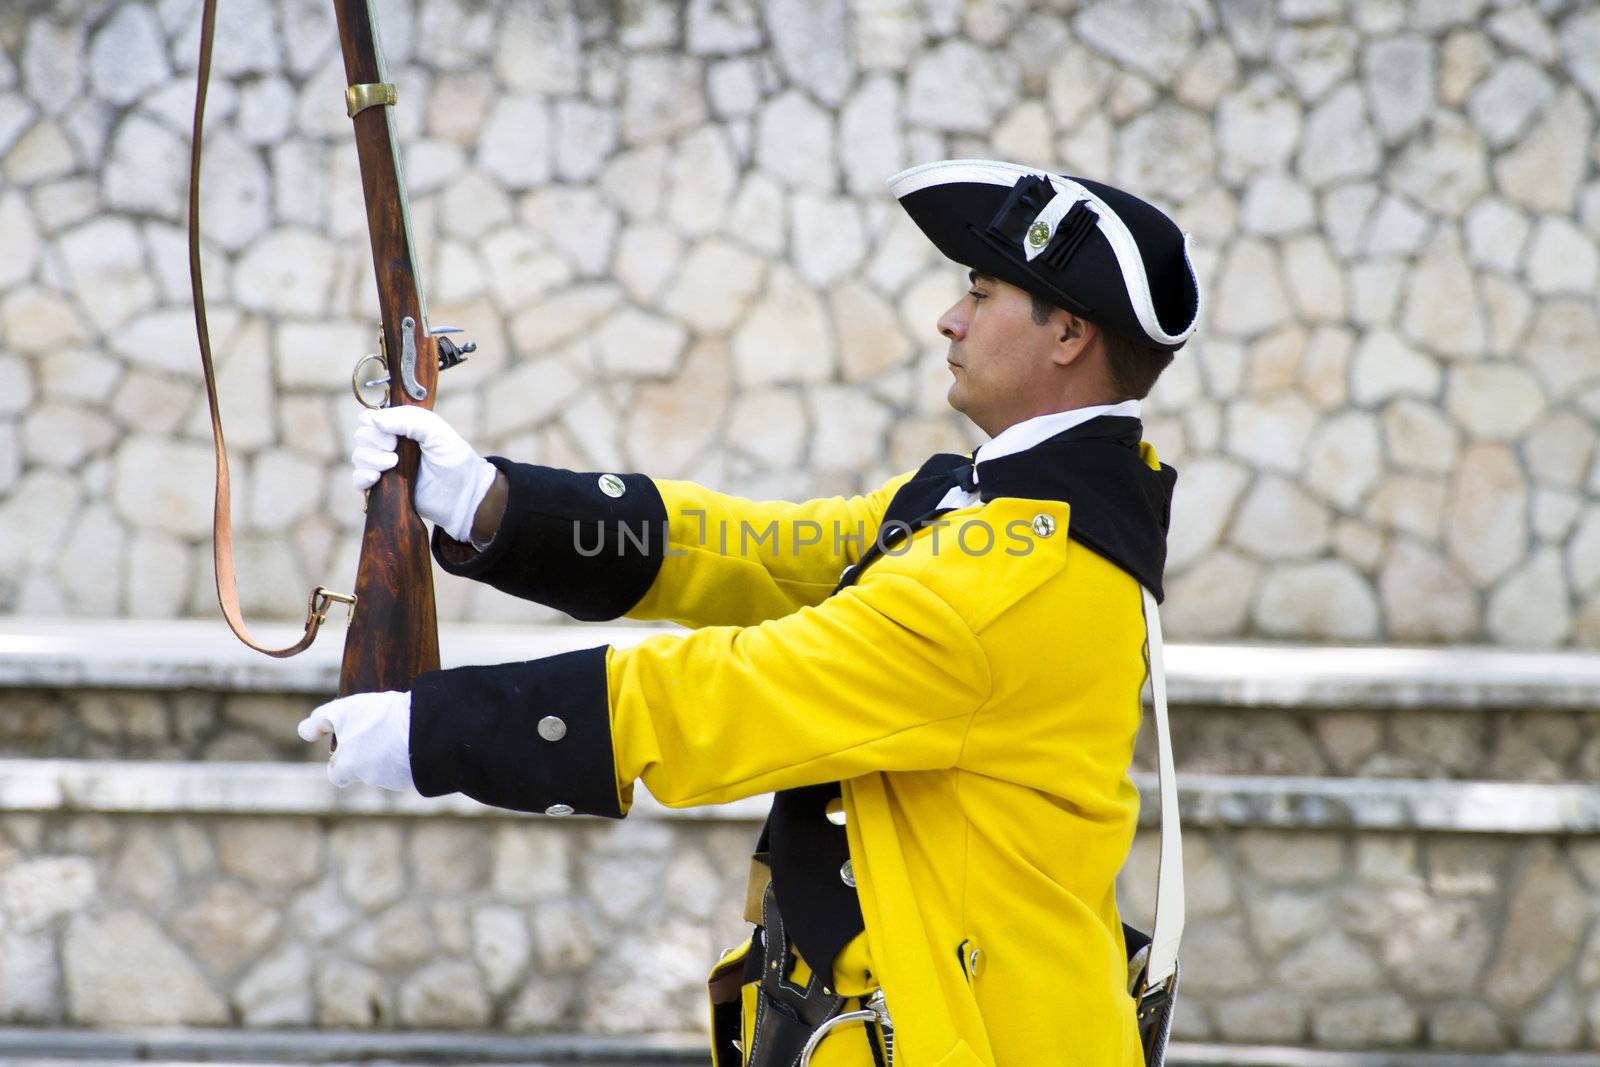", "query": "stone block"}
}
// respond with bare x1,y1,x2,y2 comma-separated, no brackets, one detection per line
492,824,572,901
1380,539,1479,641
1487,549,1571,648
1,856,95,931
733,266,834,386
1071,0,1198,86
410,822,489,895
1165,457,1249,572
1486,846,1591,1010
1179,921,1264,993
622,54,706,145
473,905,530,995
1237,831,1345,885
520,187,619,278
346,901,436,969
1526,300,1600,397
506,974,579,1031
1245,888,1324,955
626,339,732,476
1162,551,1258,637
1390,114,1489,218
1215,75,1301,179
766,0,853,106
809,385,892,471
1468,59,1555,148
1231,476,1331,559
1298,84,1380,187
905,40,1013,134
65,910,226,1025
1365,35,1434,143
180,881,281,975
234,229,339,317
1304,412,1382,511
288,878,358,944
315,959,390,1028
0,927,58,1022
725,388,808,469
1429,1000,1506,1049
1211,989,1305,1043
1446,444,1528,586
332,822,406,913
1116,104,1216,206
1496,90,1591,215
1225,395,1317,473
1279,931,1384,991
234,944,312,1027
217,817,321,889
1526,217,1599,296
1312,993,1419,1047
399,959,490,1028
1210,239,1290,337
532,899,599,973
